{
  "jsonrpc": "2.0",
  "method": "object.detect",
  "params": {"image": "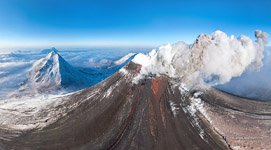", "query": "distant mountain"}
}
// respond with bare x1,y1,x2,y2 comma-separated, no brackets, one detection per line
20,48,92,94
87,52,135,68
114,53,135,65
